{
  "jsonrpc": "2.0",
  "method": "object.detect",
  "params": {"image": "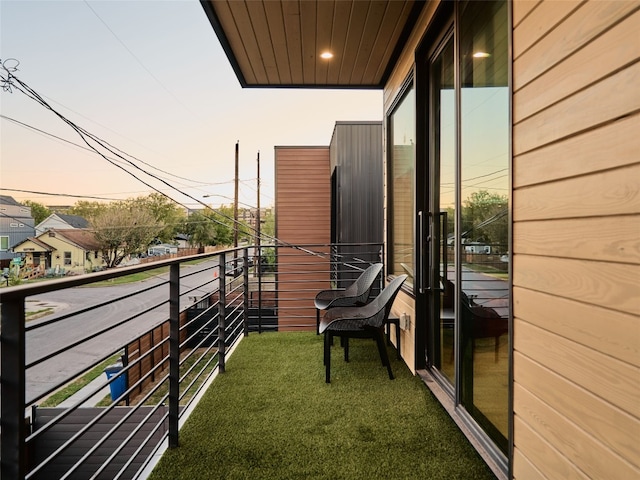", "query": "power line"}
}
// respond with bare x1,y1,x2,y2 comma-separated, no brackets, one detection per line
0,60,328,259
83,0,202,122
1,113,226,188
0,188,118,202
